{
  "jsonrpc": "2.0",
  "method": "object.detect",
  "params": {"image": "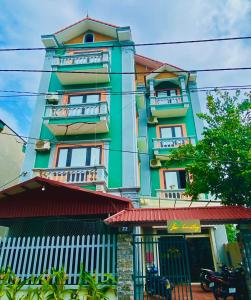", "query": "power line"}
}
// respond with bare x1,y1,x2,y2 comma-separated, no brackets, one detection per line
0,172,27,190
1,131,250,165
1,36,251,51
1,67,251,75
